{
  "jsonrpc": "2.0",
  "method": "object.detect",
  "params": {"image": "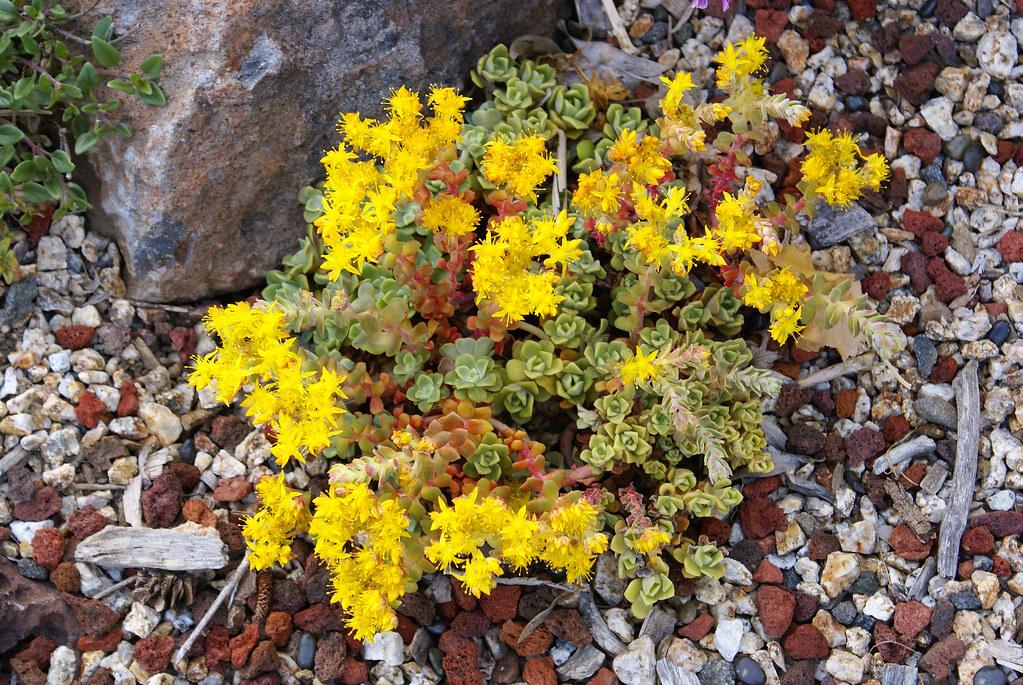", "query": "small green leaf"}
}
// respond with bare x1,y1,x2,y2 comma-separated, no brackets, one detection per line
21,181,53,203
12,77,34,99
92,16,114,41
91,37,119,68
139,54,163,78
51,149,74,173
0,124,22,145
77,62,99,92
0,172,13,193
74,130,100,155
106,78,133,94
0,145,13,167
10,158,35,182
137,83,165,106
